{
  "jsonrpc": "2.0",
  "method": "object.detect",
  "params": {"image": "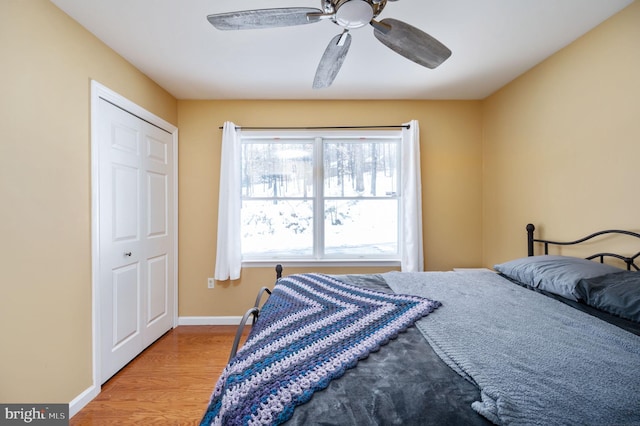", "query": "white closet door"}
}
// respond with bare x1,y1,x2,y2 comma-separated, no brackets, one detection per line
97,98,174,383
